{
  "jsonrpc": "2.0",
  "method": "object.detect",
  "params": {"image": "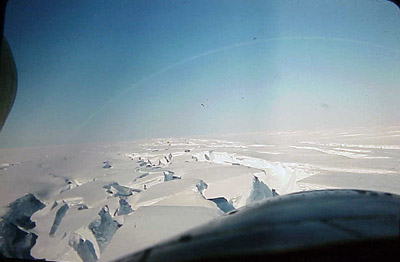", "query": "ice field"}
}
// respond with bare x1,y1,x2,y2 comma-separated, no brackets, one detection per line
1,126,399,261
